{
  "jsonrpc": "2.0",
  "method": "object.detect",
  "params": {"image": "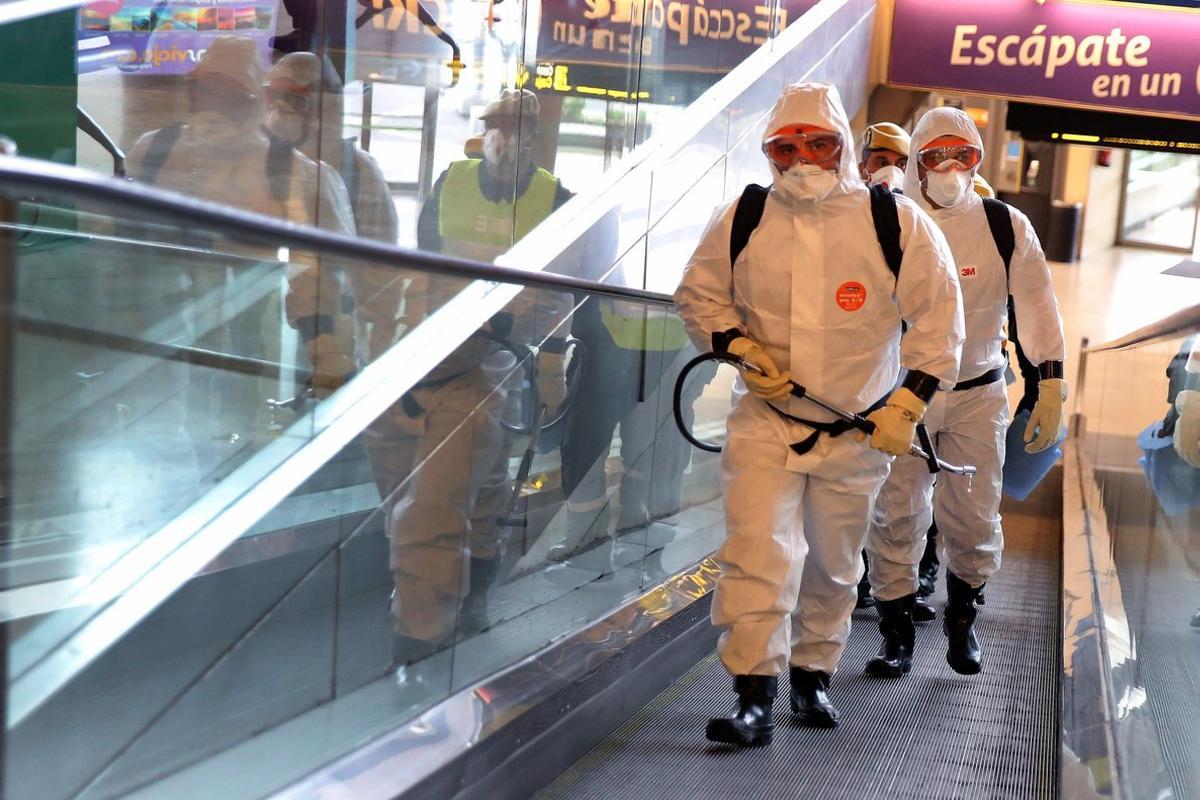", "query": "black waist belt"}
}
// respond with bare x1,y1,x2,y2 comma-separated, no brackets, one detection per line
770,394,888,456
953,365,1005,392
